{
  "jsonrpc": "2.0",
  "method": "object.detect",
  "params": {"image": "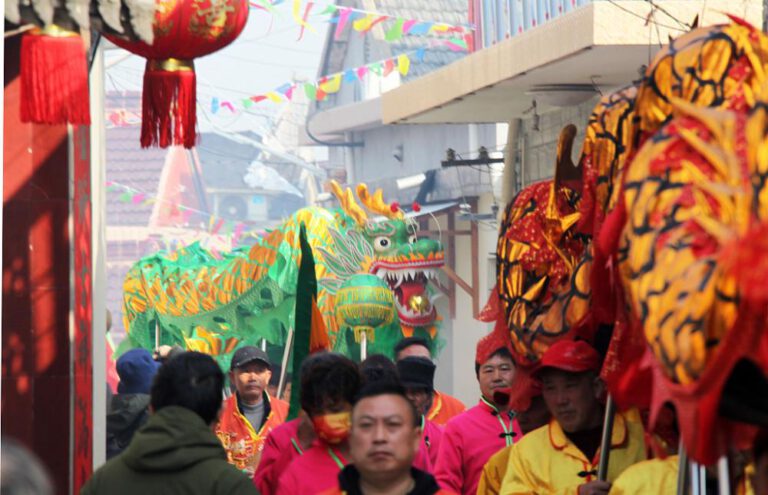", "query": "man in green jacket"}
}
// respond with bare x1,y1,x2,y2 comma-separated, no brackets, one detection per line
82,351,258,495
